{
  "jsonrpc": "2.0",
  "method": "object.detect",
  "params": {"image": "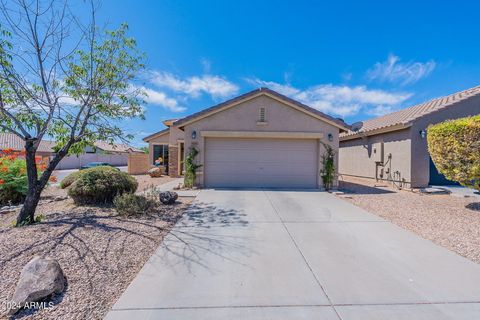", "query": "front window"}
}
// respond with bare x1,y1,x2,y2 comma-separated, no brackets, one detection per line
153,144,169,174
